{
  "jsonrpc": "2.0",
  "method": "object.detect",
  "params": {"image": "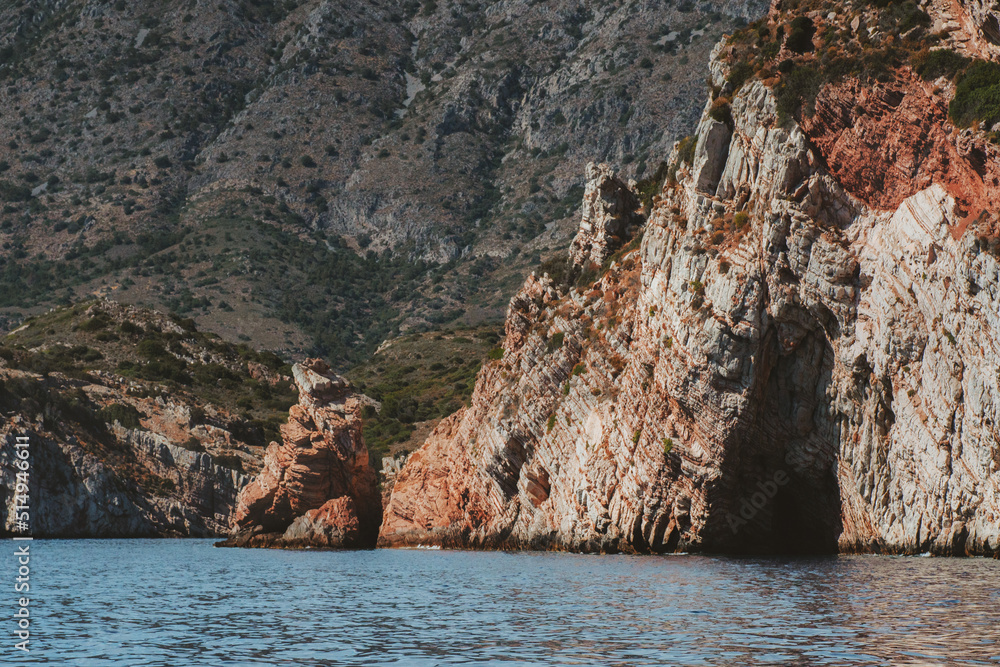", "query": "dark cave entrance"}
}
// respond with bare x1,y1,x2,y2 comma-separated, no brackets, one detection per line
768,472,842,554
717,328,845,554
